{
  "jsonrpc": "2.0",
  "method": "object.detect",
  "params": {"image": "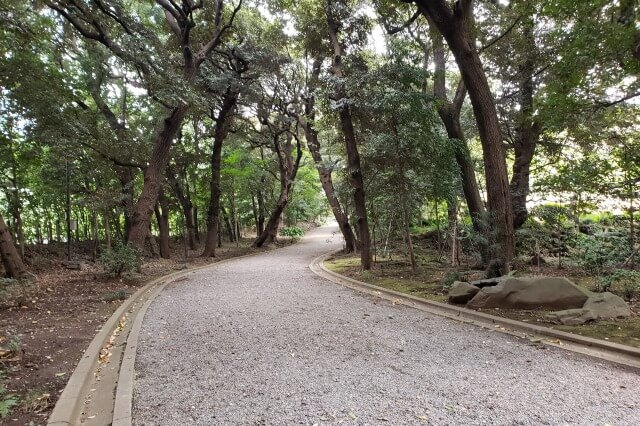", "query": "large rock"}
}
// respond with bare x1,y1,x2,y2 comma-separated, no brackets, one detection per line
545,308,597,325
467,277,590,310
583,292,631,319
448,281,480,304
